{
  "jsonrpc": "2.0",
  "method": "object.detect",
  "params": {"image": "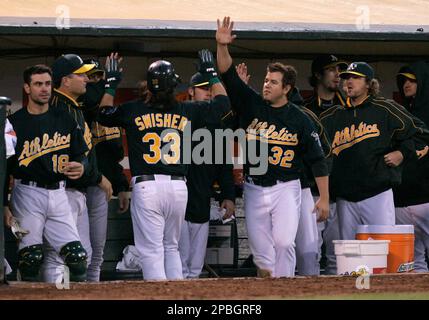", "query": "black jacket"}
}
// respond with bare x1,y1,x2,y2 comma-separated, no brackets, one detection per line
50,89,102,189
80,82,129,196
394,61,429,207
321,95,428,202
185,142,235,223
